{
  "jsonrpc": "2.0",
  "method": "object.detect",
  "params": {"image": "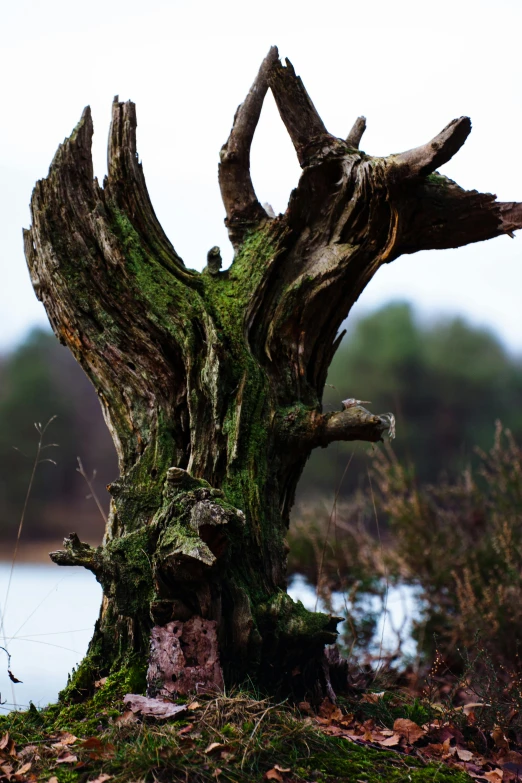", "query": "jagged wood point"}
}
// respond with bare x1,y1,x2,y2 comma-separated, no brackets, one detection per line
24,46,522,699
